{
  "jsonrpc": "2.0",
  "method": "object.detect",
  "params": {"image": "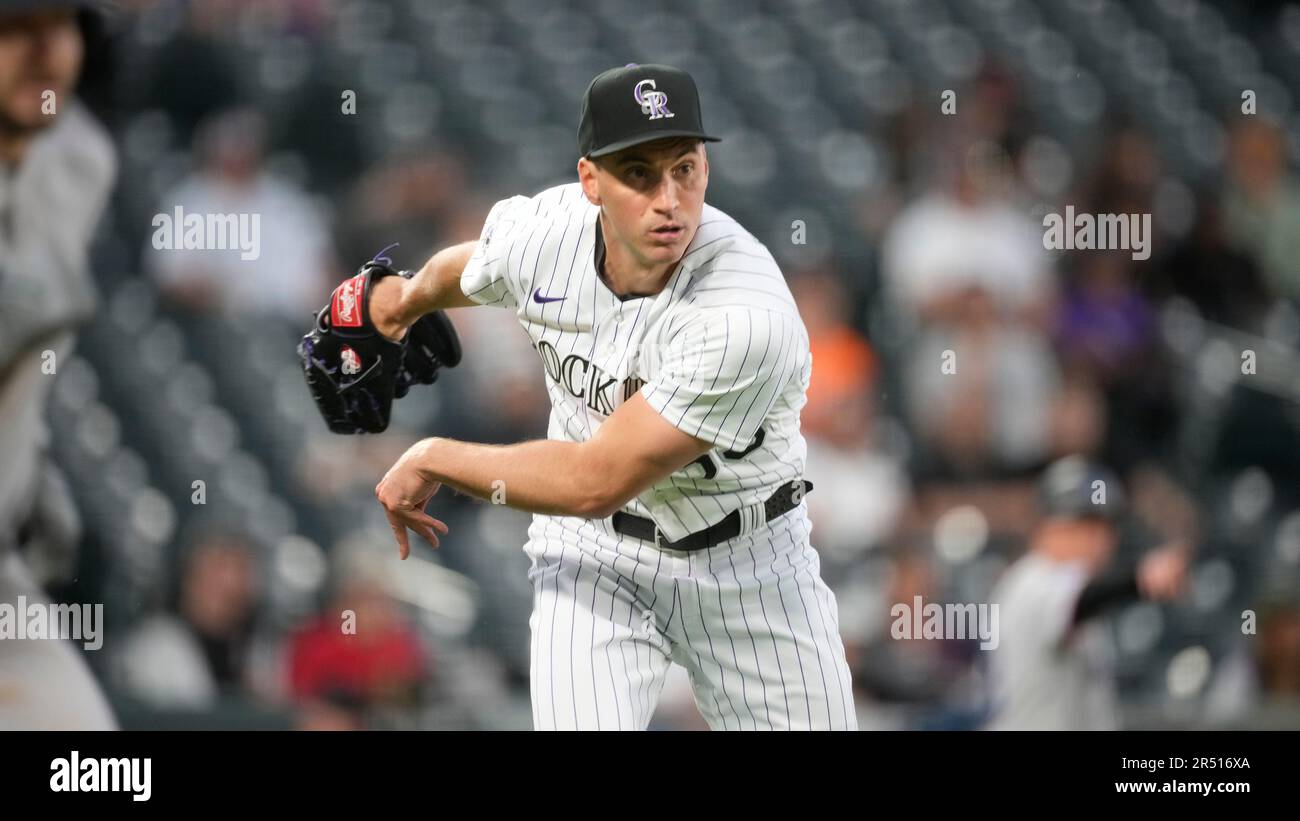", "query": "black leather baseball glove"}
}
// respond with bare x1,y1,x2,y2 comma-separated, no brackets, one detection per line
297,260,461,434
